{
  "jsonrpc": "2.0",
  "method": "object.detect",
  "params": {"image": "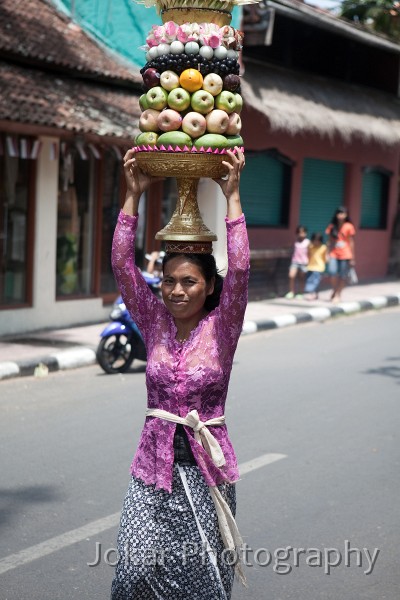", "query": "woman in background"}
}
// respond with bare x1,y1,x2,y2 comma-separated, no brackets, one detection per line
326,206,356,303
